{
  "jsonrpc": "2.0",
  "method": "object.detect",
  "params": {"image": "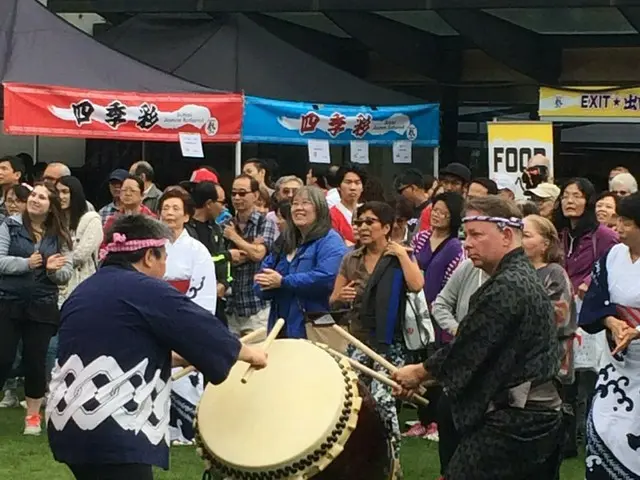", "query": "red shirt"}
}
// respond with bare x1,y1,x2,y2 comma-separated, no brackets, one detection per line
418,203,432,232
330,205,355,244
